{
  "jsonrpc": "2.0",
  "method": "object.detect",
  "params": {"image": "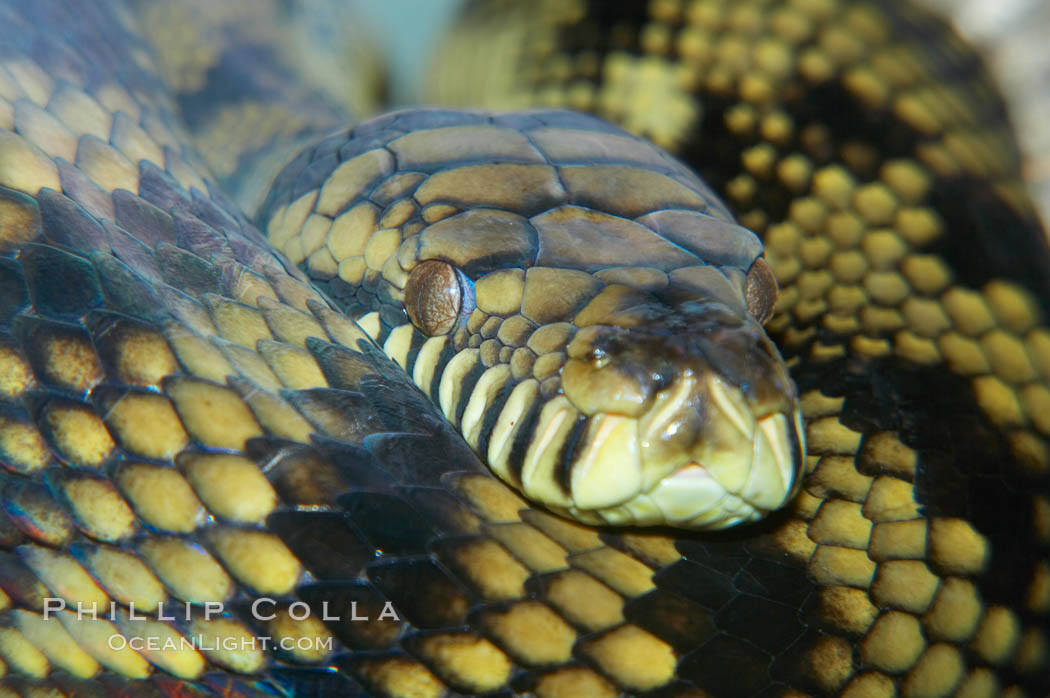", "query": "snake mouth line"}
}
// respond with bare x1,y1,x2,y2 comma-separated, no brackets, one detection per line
395,293,808,530
532,372,805,529
643,410,805,528
493,302,807,529
470,331,805,530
